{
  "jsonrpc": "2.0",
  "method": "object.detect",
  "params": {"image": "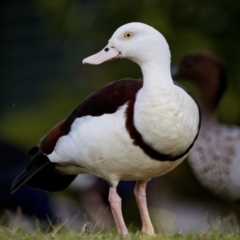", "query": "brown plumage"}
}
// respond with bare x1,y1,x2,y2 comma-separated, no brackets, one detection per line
172,52,240,205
